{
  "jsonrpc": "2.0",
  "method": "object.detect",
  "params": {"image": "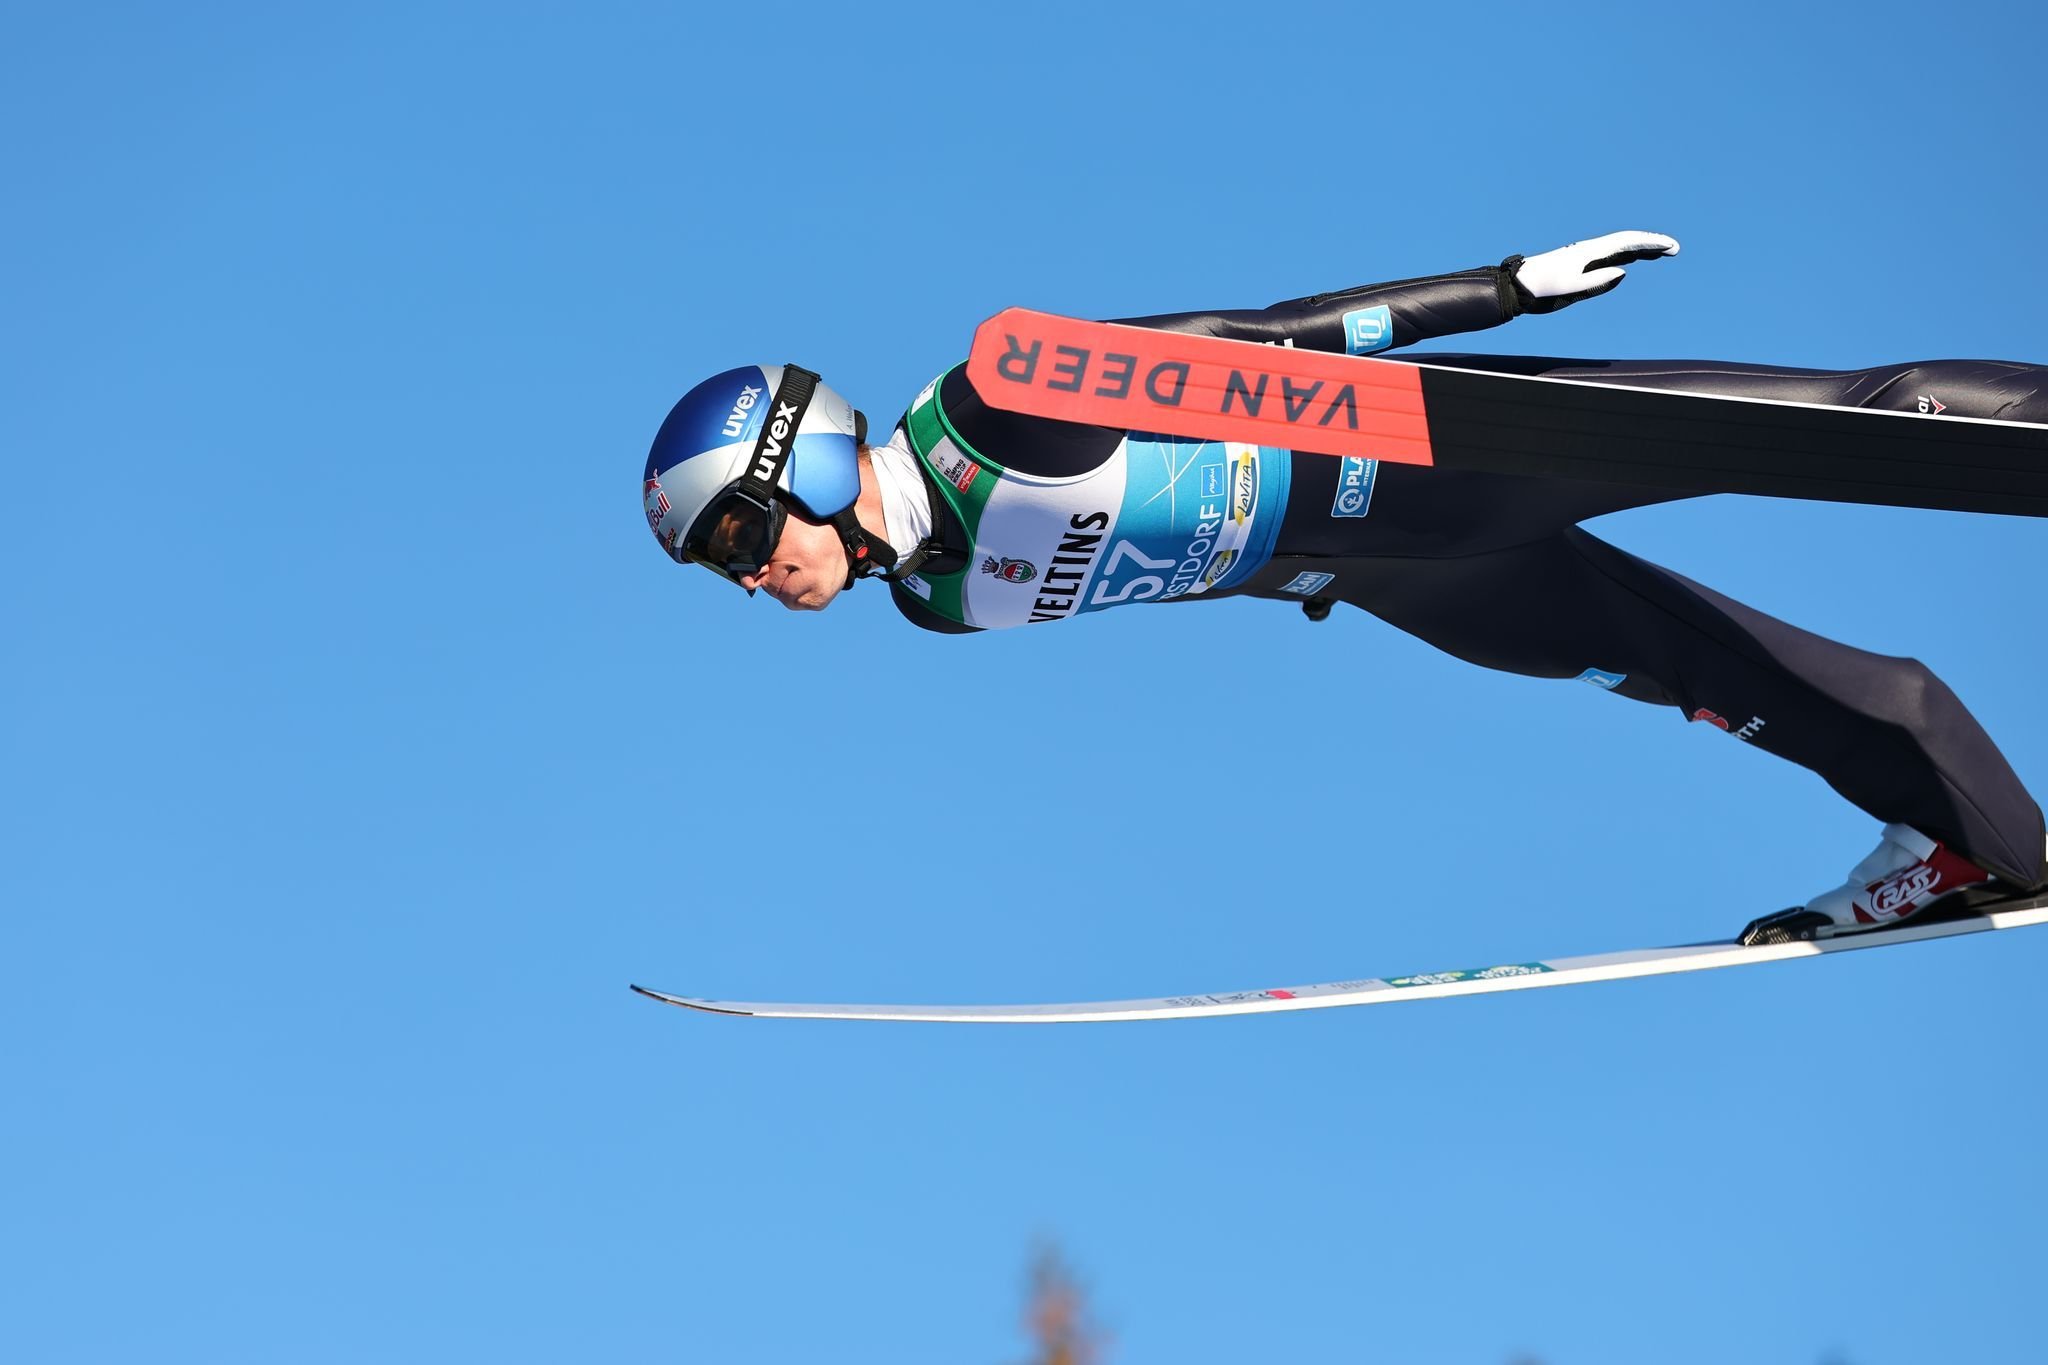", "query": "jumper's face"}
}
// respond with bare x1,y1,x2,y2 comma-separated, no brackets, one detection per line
736,510,847,611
